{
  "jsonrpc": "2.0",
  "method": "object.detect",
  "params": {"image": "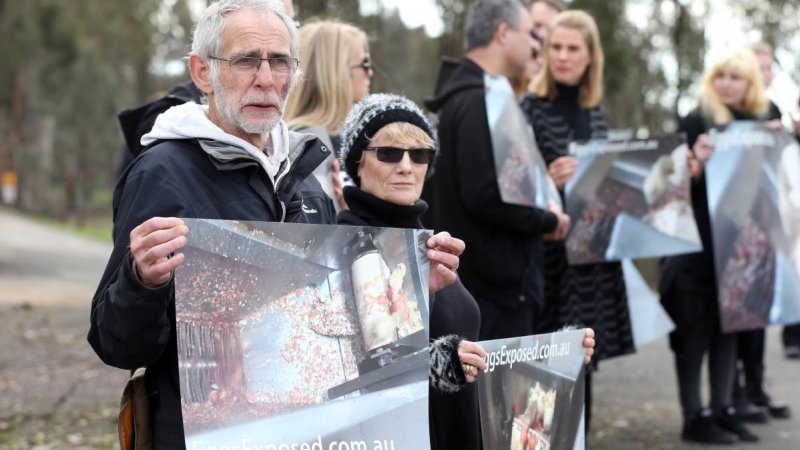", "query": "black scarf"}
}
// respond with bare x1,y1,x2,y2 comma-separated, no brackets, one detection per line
337,186,428,229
